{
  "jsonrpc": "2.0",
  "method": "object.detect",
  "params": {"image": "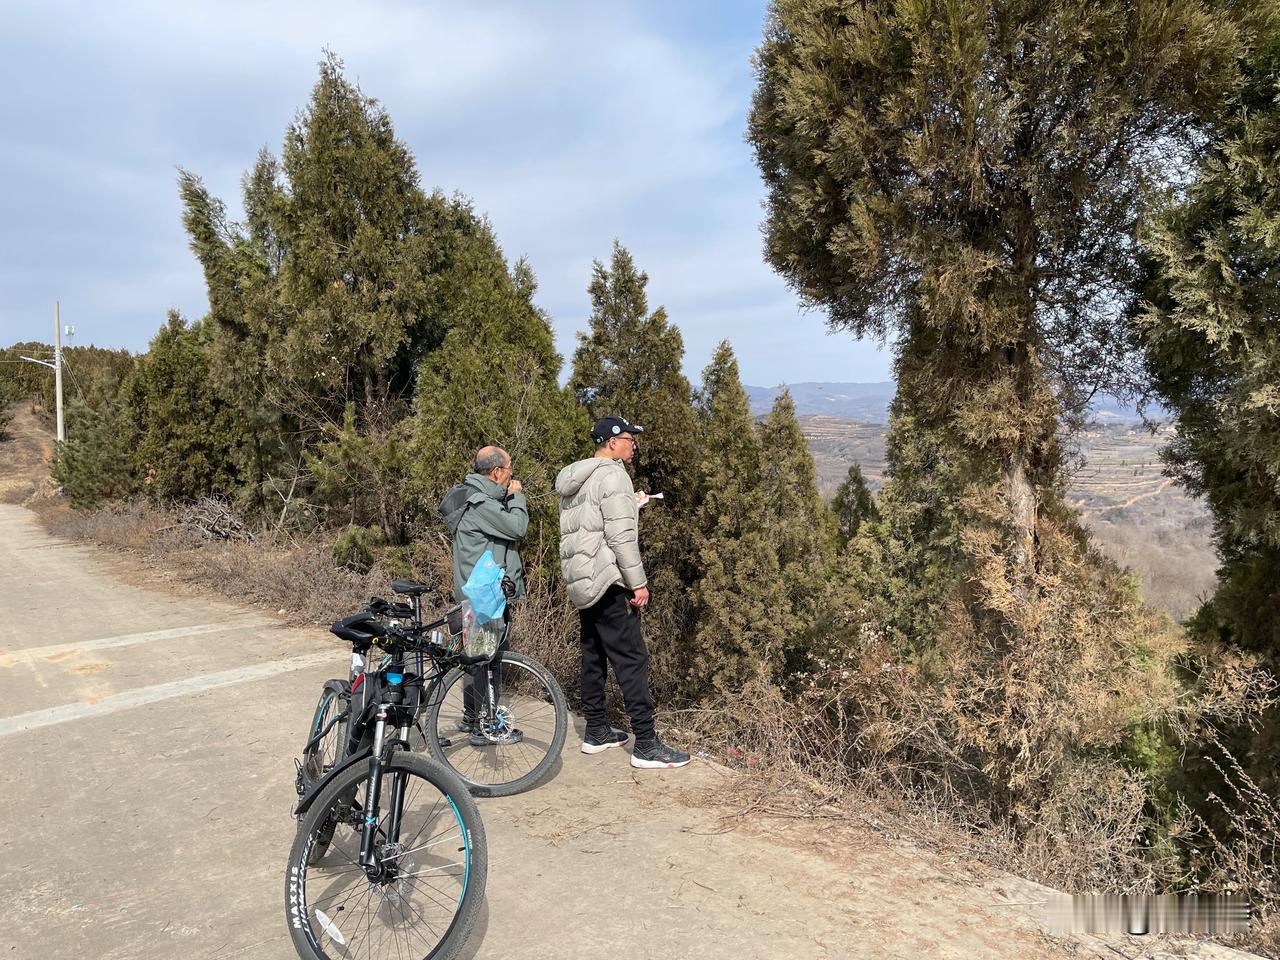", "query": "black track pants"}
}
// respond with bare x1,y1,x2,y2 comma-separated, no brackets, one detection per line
579,585,656,742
